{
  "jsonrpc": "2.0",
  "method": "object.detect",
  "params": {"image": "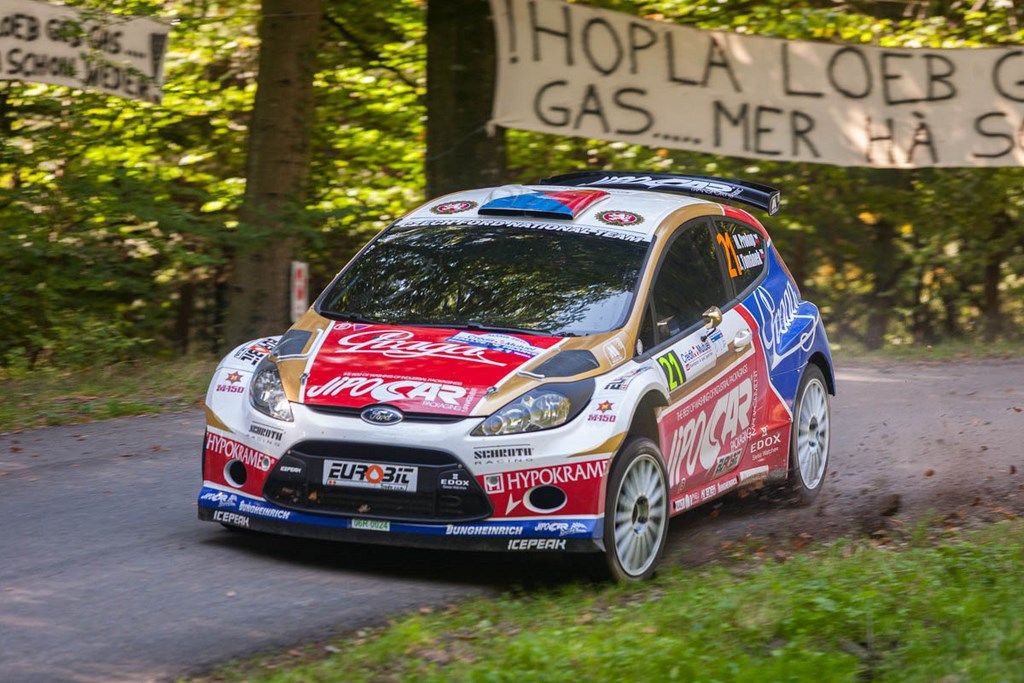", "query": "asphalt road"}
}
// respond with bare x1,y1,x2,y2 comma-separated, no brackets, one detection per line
1,359,1022,682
